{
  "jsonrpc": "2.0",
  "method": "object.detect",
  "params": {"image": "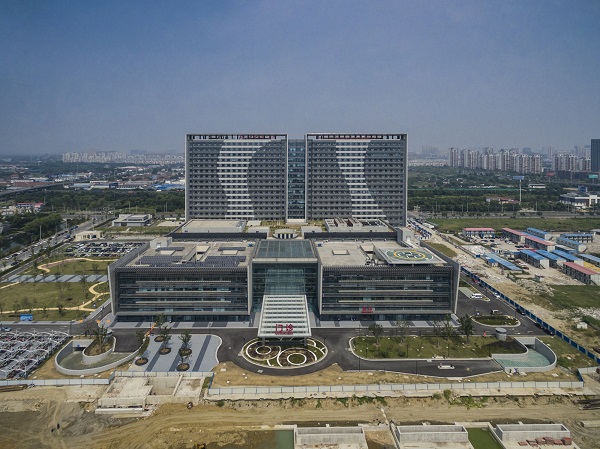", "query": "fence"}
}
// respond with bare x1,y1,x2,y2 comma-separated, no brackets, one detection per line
113,370,212,378
461,266,600,366
207,380,583,397
0,372,115,387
